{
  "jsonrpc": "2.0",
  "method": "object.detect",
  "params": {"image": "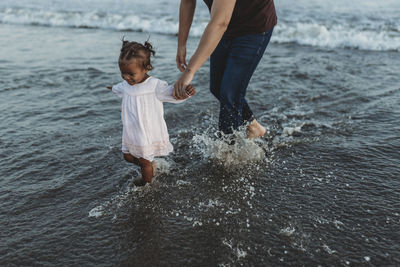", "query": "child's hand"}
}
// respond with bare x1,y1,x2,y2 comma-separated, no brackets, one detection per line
106,86,112,90
185,84,196,98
